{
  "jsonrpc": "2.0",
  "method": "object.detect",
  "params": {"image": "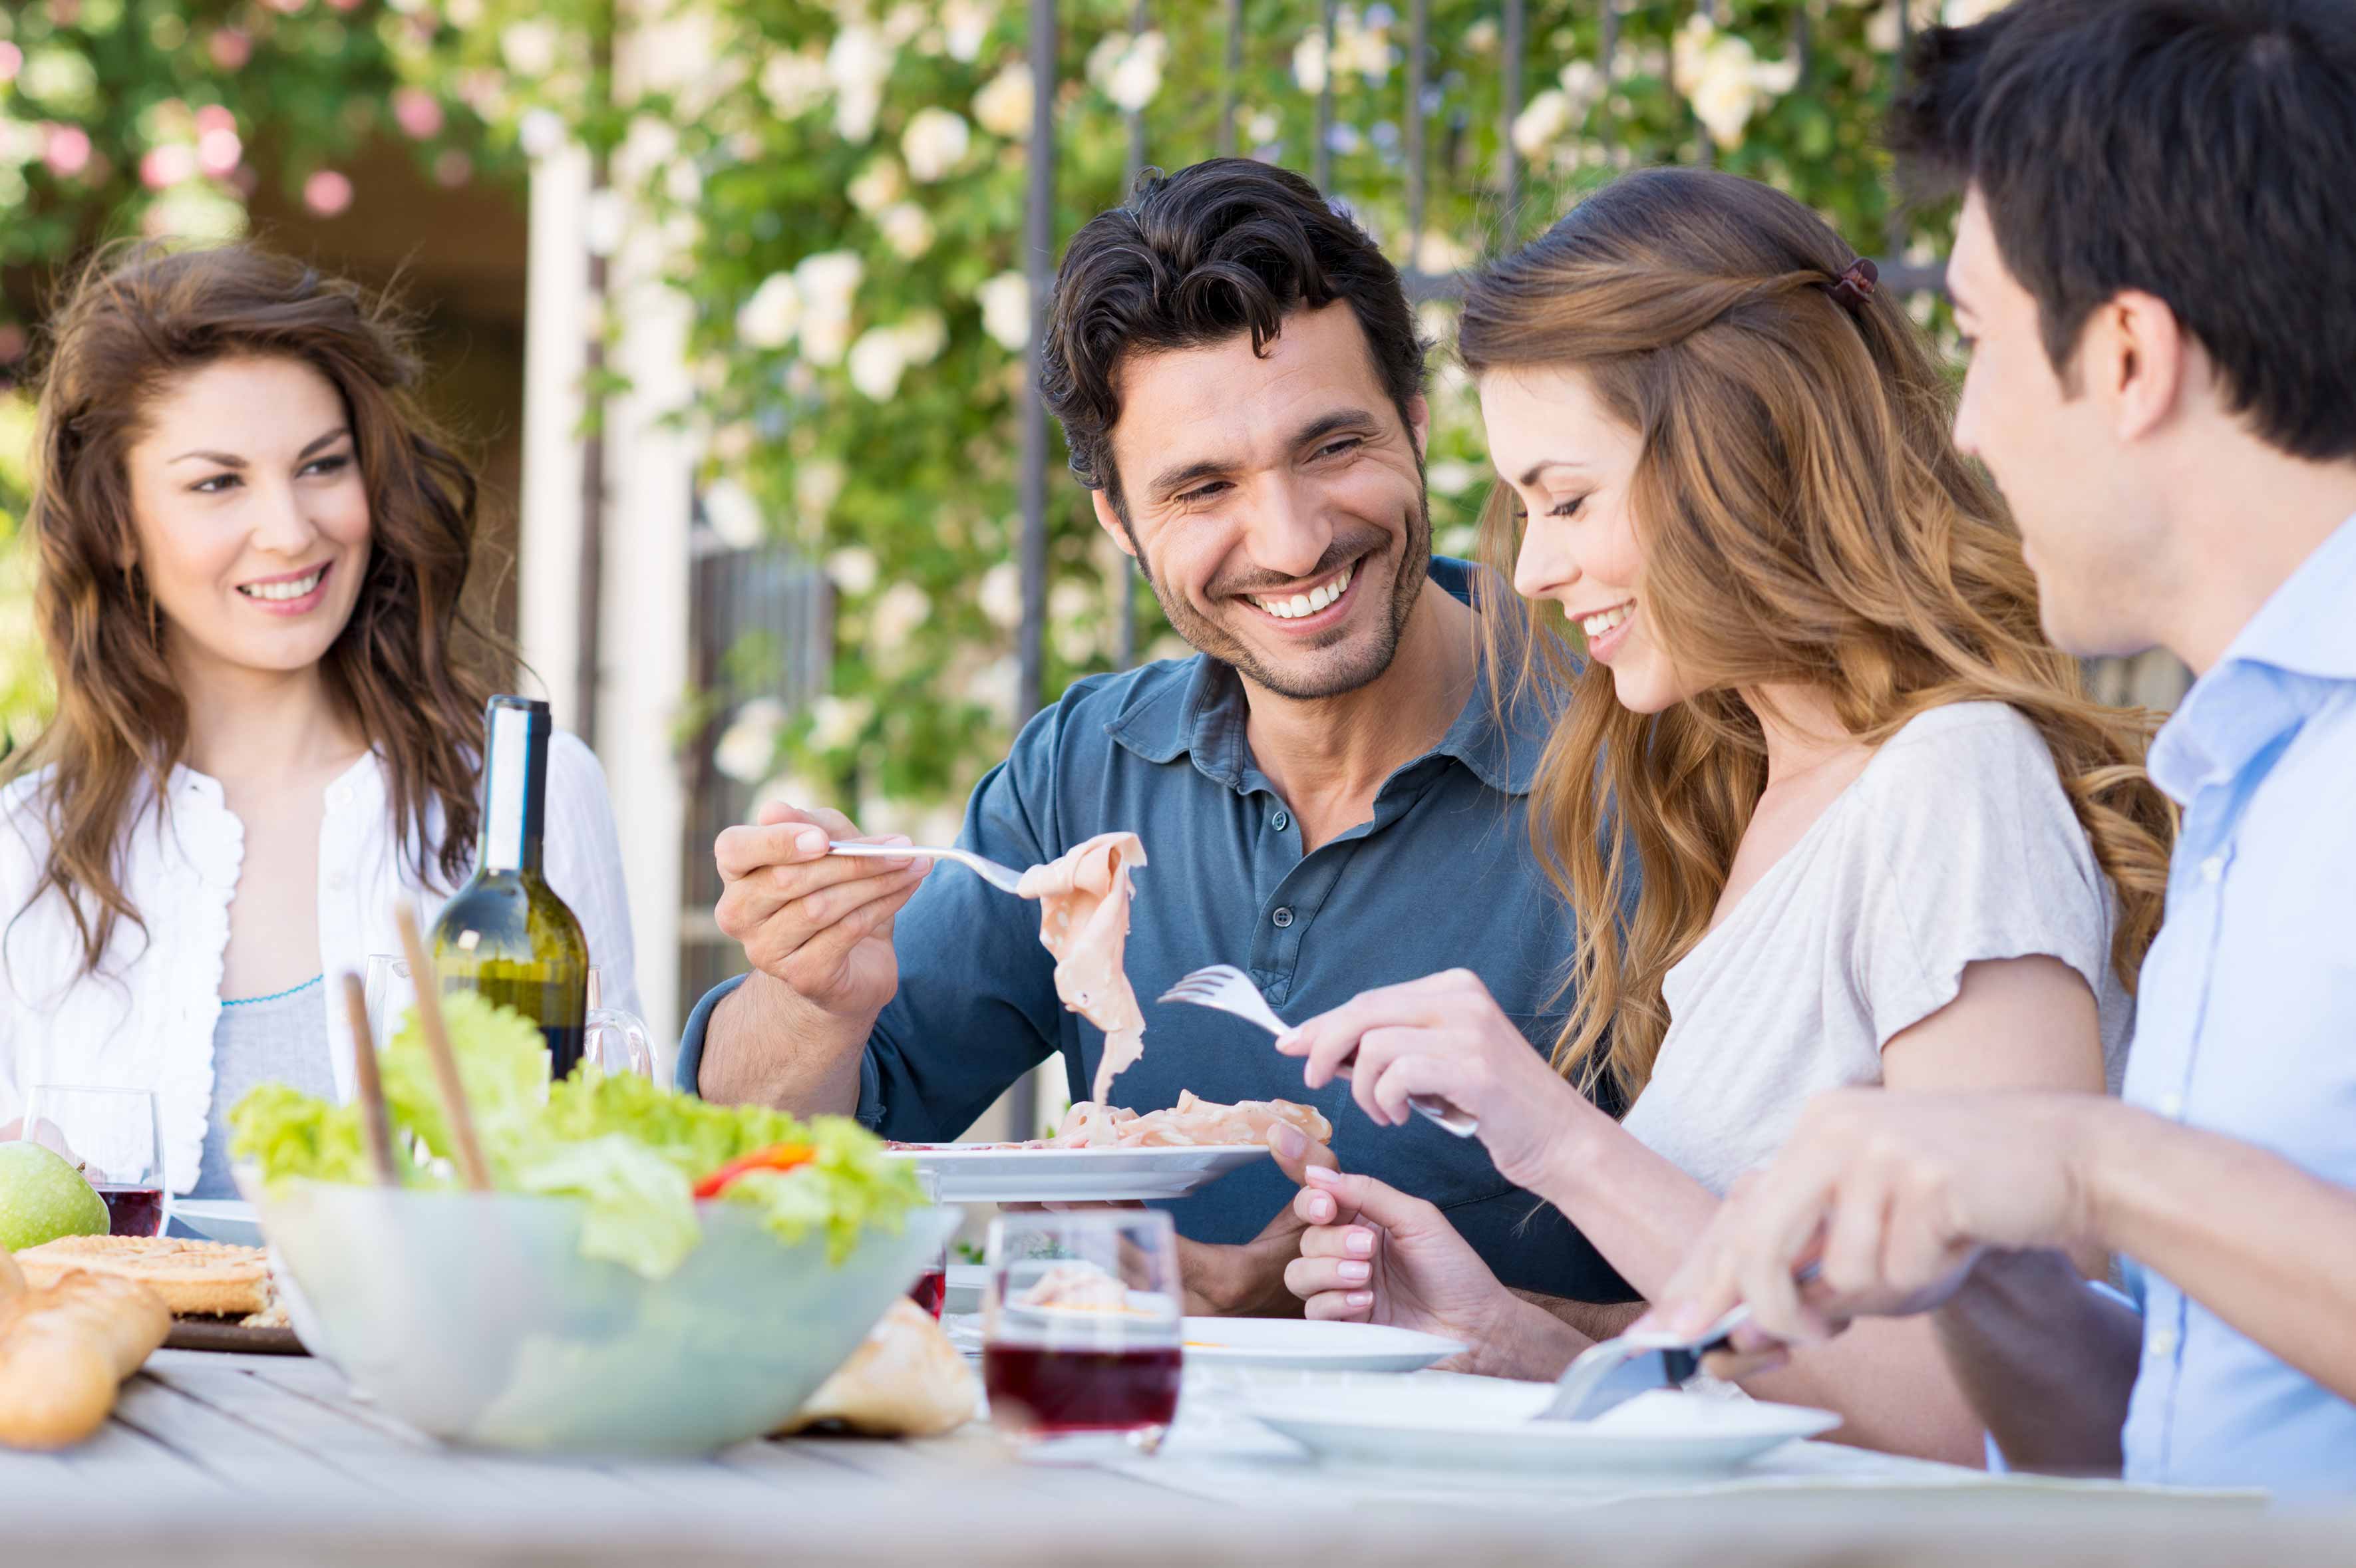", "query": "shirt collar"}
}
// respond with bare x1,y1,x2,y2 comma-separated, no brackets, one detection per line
2148,511,2356,802
1102,557,1540,798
